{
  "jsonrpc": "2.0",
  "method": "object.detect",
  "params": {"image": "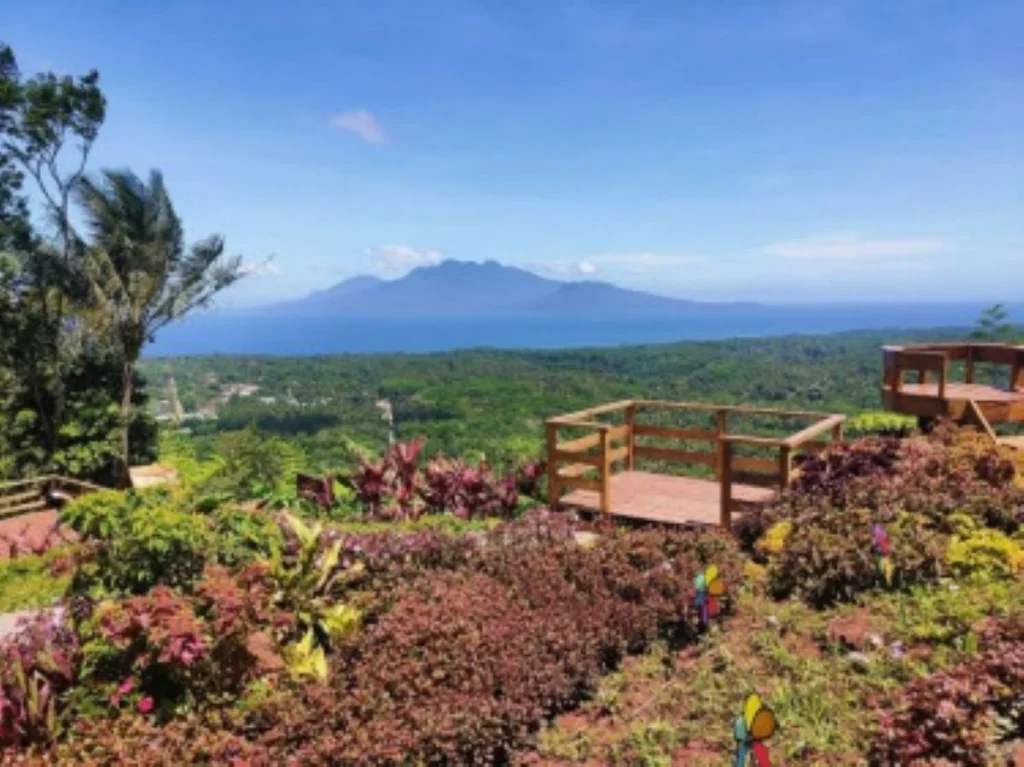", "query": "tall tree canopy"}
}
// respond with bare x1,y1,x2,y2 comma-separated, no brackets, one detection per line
0,41,243,483
77,169,244,484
